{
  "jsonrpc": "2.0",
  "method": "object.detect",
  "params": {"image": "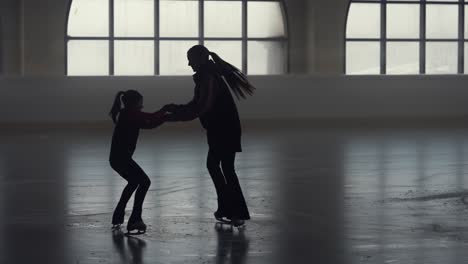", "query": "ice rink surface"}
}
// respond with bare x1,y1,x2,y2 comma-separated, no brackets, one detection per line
1,122,468,263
